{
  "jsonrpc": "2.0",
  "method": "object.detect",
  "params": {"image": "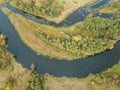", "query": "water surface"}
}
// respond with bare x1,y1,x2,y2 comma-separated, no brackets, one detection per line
0,0,119,78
